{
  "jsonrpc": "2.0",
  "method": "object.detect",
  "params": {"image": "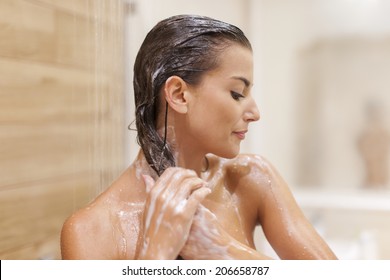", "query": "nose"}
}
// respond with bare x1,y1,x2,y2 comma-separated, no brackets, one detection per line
244,96,260,123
